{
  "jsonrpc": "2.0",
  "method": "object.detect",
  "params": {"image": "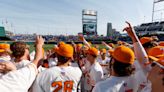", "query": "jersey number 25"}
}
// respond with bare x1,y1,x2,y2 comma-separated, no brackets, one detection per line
51,81,74,92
